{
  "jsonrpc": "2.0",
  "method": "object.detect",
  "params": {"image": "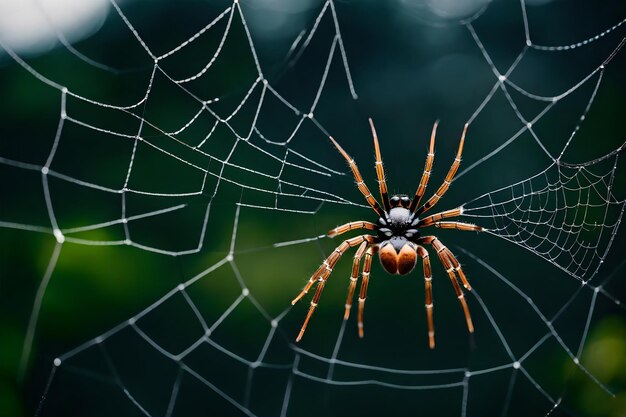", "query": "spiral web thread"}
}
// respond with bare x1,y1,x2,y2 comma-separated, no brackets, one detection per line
1,0,625,416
